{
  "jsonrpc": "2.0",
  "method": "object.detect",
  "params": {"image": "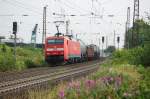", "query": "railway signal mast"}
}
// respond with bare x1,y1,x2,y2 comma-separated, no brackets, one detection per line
132,0,139,47
13,22,17,64
117,36,120,49
102,36,104,57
